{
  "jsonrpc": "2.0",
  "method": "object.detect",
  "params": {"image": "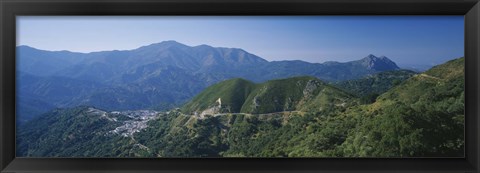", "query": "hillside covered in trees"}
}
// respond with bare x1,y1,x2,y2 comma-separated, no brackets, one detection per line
17,57,464,157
